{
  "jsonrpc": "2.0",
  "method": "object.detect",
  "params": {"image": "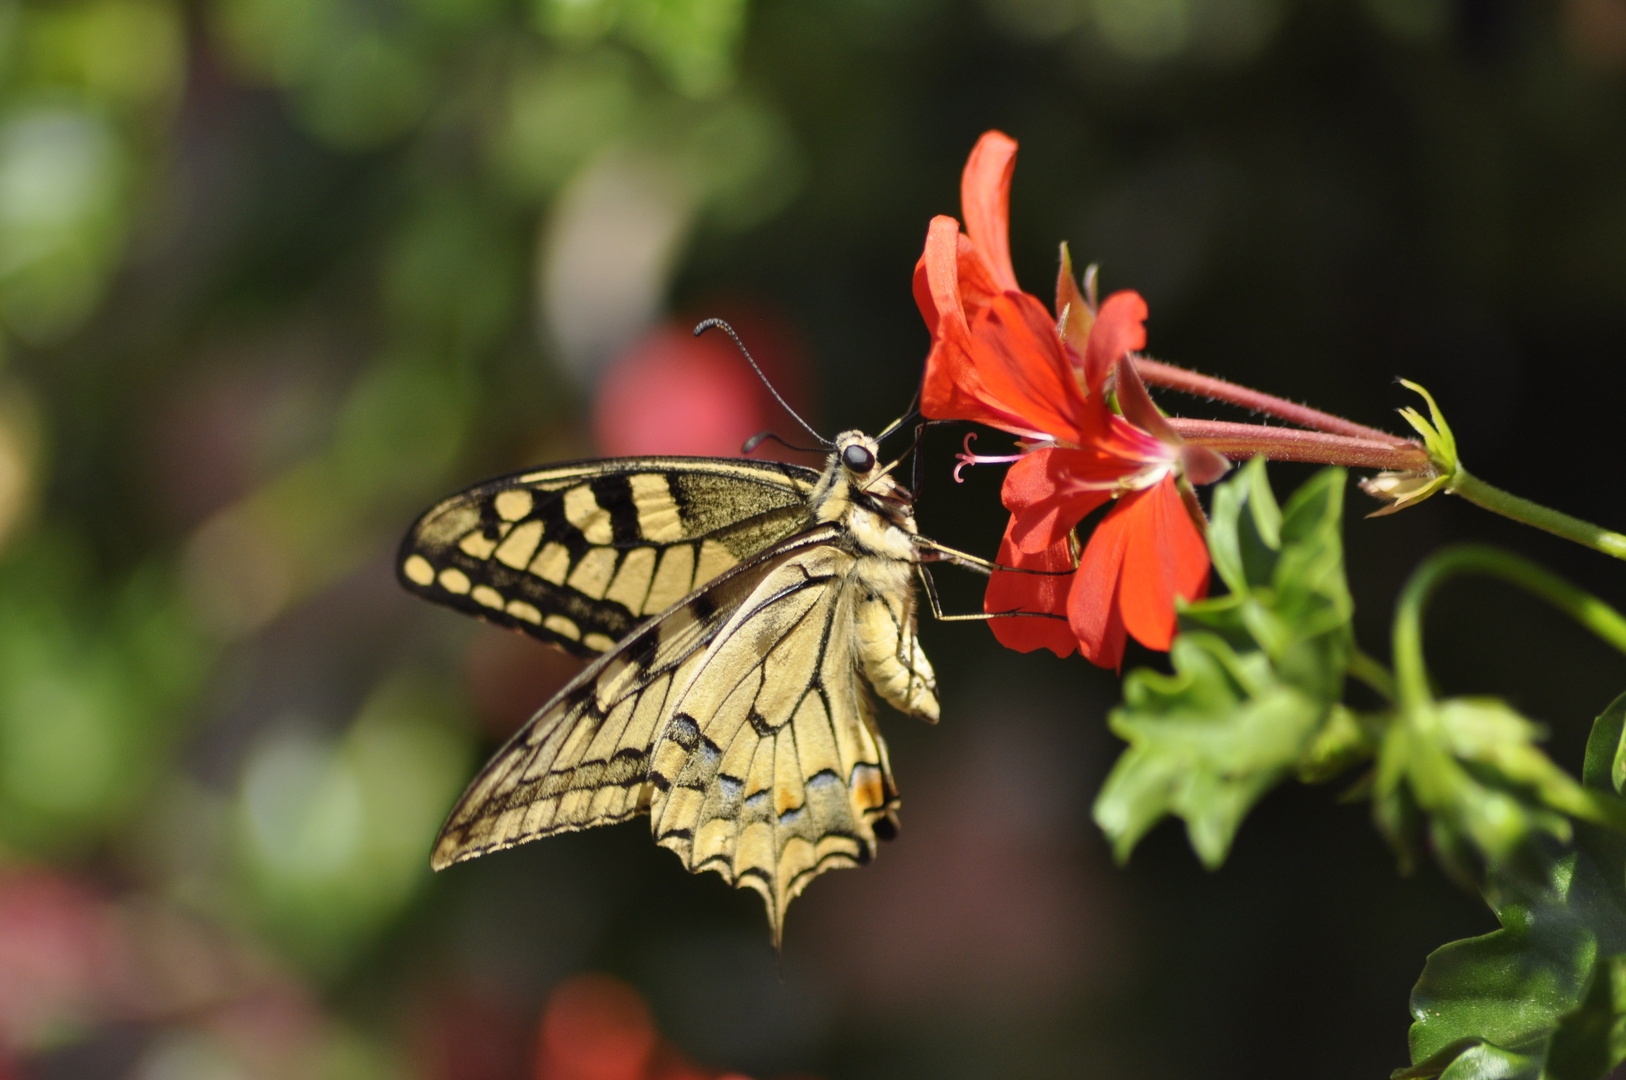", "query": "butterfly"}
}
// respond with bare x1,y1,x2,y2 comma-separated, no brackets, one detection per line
397,323,1009,940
